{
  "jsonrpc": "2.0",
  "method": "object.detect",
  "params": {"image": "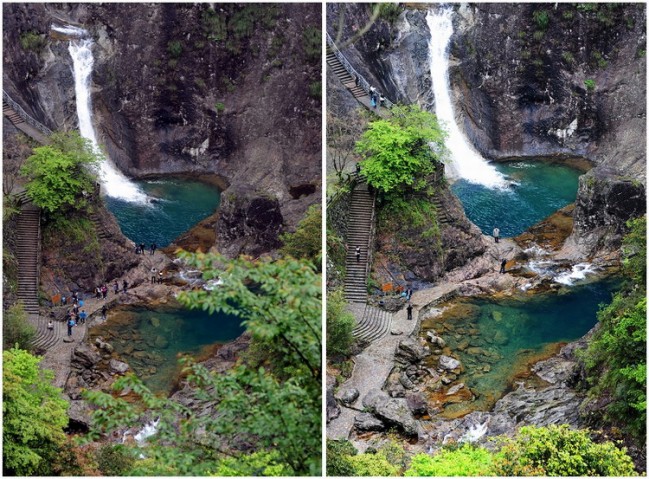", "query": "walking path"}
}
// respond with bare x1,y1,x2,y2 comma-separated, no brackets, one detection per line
344,183,375,303
328,282,459,440
3,90,52,144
